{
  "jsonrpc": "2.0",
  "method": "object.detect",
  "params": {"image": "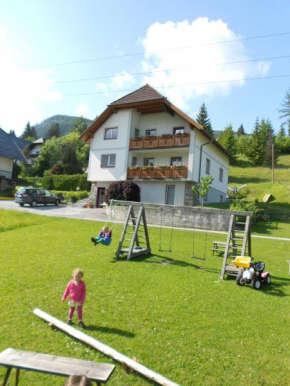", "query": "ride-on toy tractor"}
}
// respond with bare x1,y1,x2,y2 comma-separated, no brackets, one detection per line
233,257,271,290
